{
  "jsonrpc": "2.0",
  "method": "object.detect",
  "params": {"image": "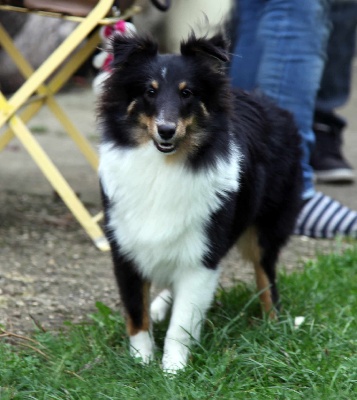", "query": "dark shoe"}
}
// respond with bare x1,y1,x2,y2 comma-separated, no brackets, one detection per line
311,111,355,183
